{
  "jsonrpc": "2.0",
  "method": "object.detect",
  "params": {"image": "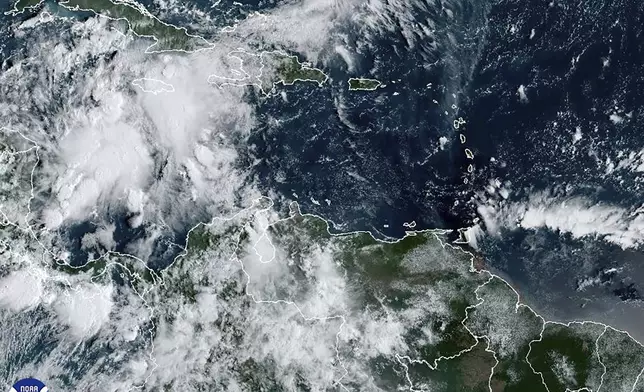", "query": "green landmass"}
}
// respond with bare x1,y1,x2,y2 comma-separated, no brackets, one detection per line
17,0,213,52
0,146,39,226
337,231,430,281
28,194,644,391
272,55,328,86
348,78,381,91
528,323,605,392
635,376,644,392
163,217,252,305
422,298,478,360
406,339,496,392
51,254,158,291
597,327,644,391
465,277,546,392
186,225,220,253
210,51,328,95
63,0,210,51
269,215,486,366
7,0,42,14
491,343,548,392
237,358,284,391
52,257,107,277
